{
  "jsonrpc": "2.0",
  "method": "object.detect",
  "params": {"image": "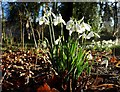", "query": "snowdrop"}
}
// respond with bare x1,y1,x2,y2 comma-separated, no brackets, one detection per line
86,31,100,39
53,14,66,26
26,21,29,28
39,16,49,25
66,19,86,35
39,17,45,25
82,22,91,31
76,23,84,34
87,52,93,60
81,31,94,40
44,9,56,18
82,33,87,39
66,18,92,37
86,31,94,39
39,9,56,26
101,59,108,68
55,36,62,45
28,16,33,22
66,19,75,36
66,19,74,31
